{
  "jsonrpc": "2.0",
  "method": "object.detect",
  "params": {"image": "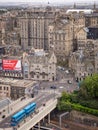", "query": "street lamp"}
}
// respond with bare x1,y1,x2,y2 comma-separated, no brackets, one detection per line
54,89,55,99
53,87,56,99
8,101,9,114
7,99,10,114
